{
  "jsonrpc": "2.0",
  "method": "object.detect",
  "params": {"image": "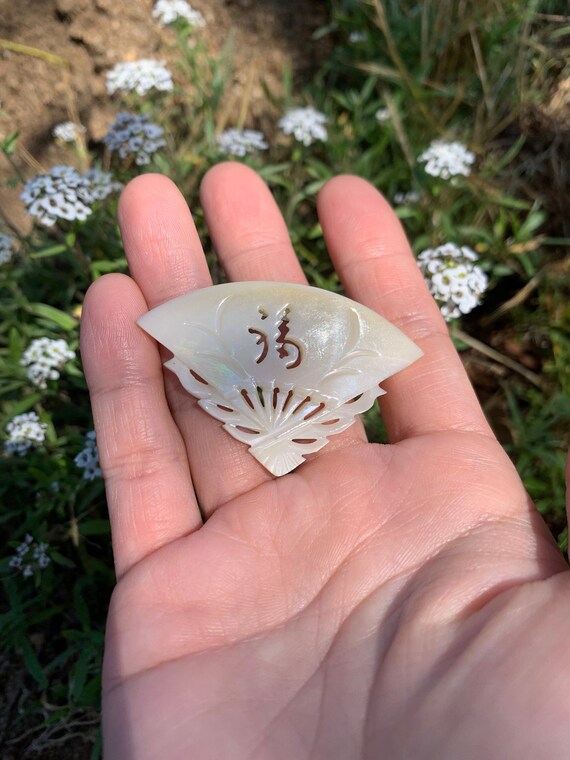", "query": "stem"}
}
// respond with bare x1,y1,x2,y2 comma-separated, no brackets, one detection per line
3,152,27,183
452,326,546,389
0,39,70,67
369,0,438,129
72,236,92,277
